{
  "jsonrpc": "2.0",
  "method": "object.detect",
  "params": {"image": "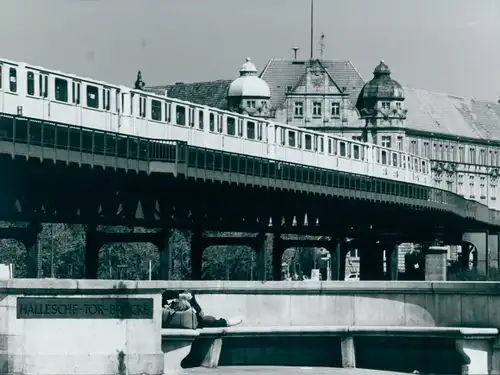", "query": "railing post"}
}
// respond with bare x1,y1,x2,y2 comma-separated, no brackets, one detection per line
175,141,187,176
